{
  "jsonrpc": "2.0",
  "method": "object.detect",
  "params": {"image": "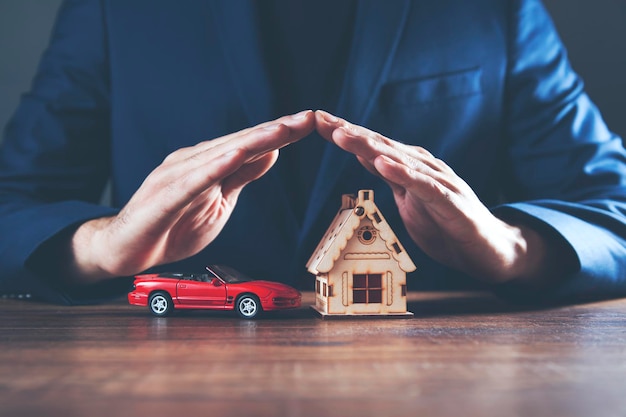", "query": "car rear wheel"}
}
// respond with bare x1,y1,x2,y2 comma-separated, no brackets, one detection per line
236,295,261,319
149,291,173,317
